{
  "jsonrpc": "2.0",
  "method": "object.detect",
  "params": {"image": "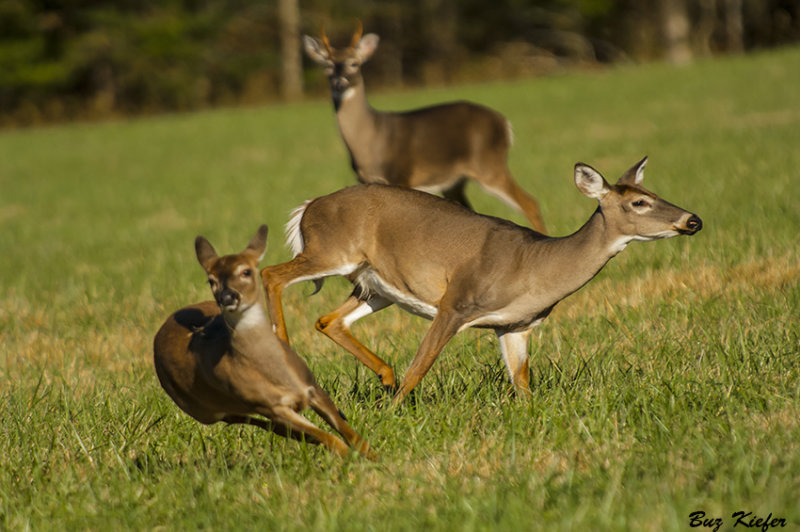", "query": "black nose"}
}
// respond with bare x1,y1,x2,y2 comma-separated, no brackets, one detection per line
685,215,703,234
331,77,349,93
218,290,239,307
